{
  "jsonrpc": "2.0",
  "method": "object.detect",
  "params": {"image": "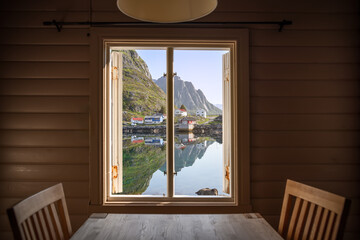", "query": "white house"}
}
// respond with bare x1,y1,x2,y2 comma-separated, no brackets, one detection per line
196,109,207,118
175,109,187,117
144,115,164,124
